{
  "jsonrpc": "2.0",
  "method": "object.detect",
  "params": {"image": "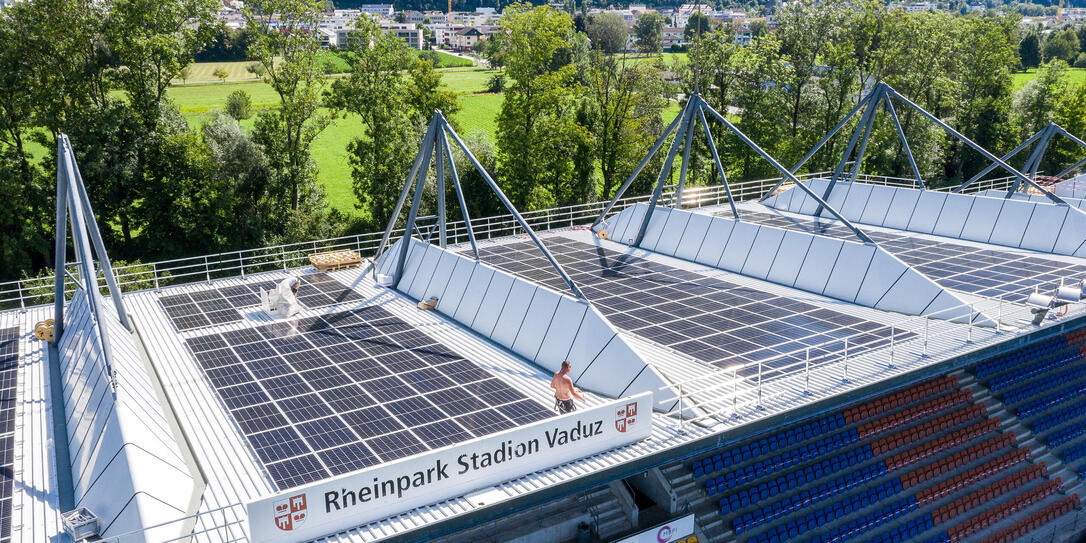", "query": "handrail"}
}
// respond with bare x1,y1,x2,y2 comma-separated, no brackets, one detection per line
656,287,1086,428
0,172,1017,311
